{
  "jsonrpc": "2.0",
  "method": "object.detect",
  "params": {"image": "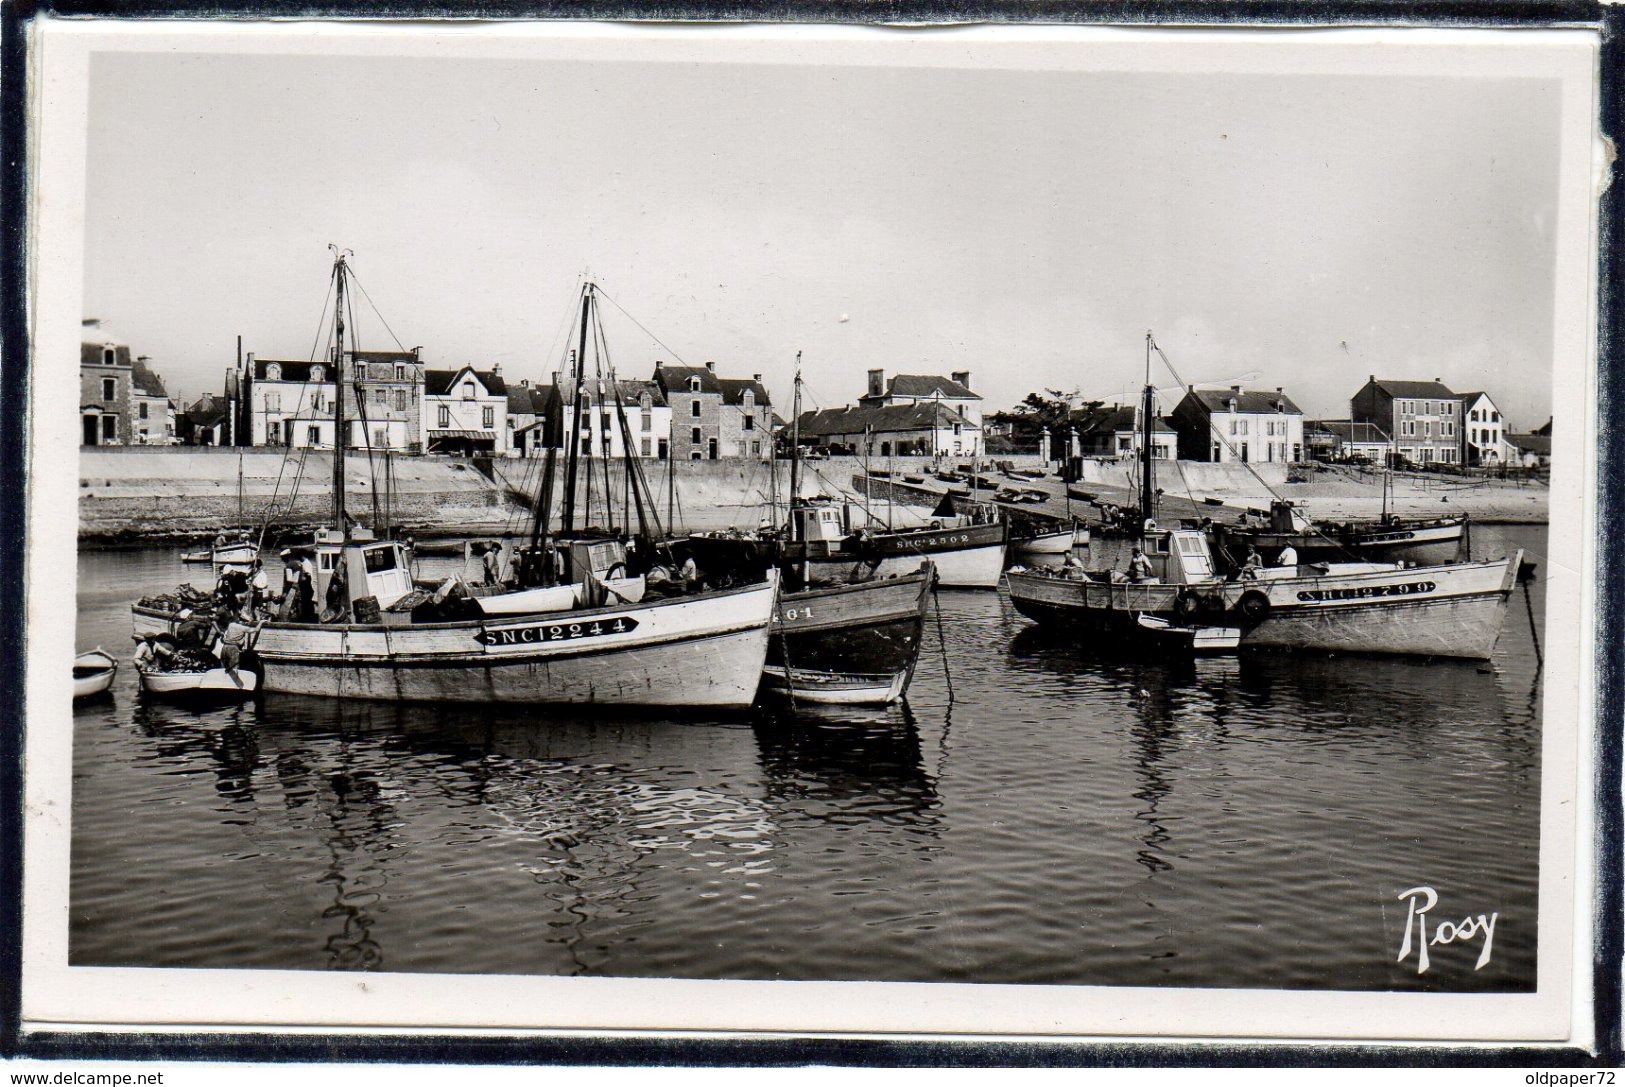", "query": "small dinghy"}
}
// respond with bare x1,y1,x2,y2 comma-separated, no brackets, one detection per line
1136,614,1241,654
73,649,118,700
139,667,259,698
760,667,910,706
